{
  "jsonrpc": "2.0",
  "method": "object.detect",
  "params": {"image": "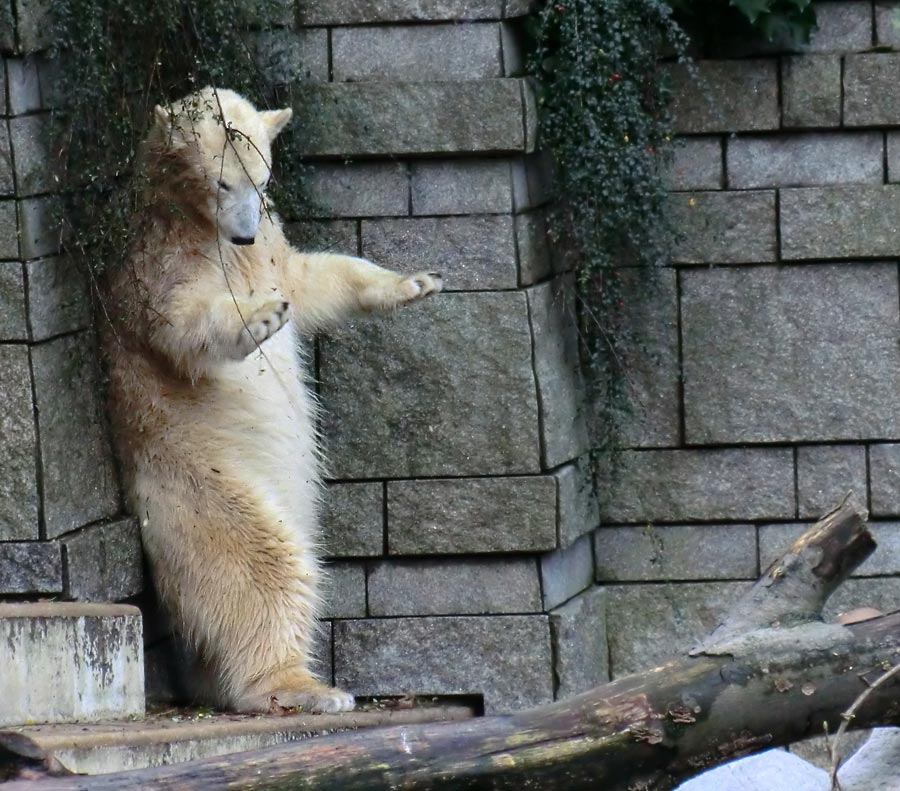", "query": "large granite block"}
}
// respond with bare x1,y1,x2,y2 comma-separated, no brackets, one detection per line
605,268,680,448
14,0,52,52
595,524,757,581
845,53,900,125
550,586,608,699
17,196,60,259
682,264,900,443
388,476,556,554
361,215,517,290
877,1,900,47
600,449,795,523
605,582,750,676
321,561,367,619
0,260,27,340
320,292,541,478
663,137,723,191
368,557,541,615
870,443,900,516
298,0,505,25
25,256,91,341
61,518,143,601
334,615,553,712
0,2,12,53
322,482,383,558
0,199,17,259
727,133,882,188
0,120,12,194
797,445,867,519
669,191,777,264
556,455,600,548
247,29,329,85
292,81,529,157
5,56,41,115
804,1,873,52
410,159,513,215
540,533,594,610
782,55,842,127
0,603,144,726
515,210,553,286
781,185,900,259
0,541,62,594
284,219,359,255
528,276,589,468
8,113,53,196
669,60,779,133
332,23,502,81
31,333,120,538
0,345,38,539
304,162,409,218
